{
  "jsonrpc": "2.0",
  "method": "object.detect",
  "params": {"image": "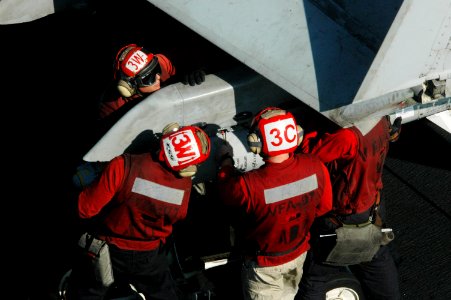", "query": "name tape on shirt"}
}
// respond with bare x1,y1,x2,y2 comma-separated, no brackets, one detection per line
265,174,318,204
132,177,184,205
